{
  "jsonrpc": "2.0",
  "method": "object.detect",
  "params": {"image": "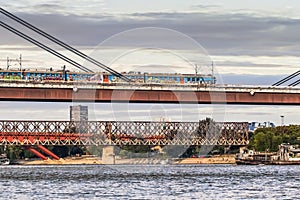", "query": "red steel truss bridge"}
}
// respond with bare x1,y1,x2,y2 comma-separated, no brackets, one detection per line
0,120,249,146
